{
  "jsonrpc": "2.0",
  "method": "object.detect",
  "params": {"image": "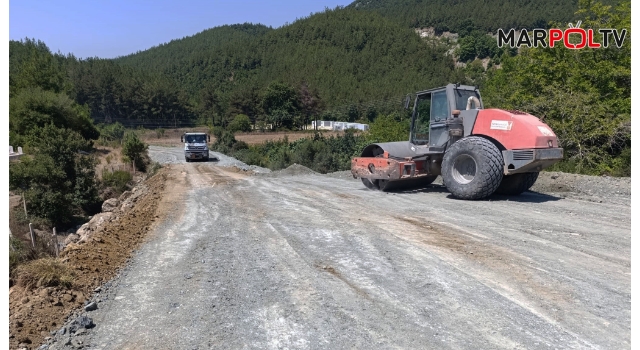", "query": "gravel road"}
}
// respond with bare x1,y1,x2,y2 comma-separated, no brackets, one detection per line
61,146,630,349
